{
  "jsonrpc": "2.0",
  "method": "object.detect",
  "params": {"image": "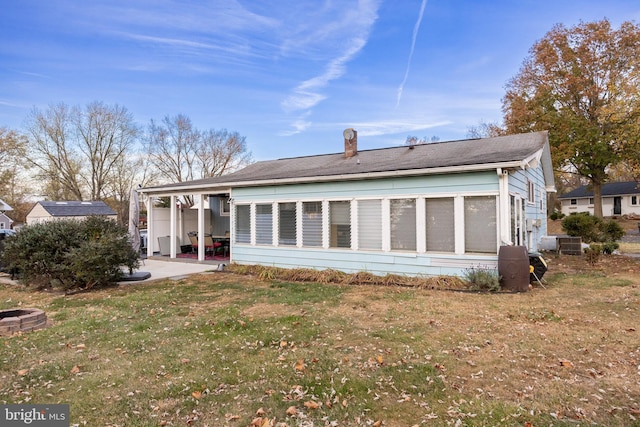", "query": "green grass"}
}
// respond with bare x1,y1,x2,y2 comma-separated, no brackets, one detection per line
1,268,639,426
